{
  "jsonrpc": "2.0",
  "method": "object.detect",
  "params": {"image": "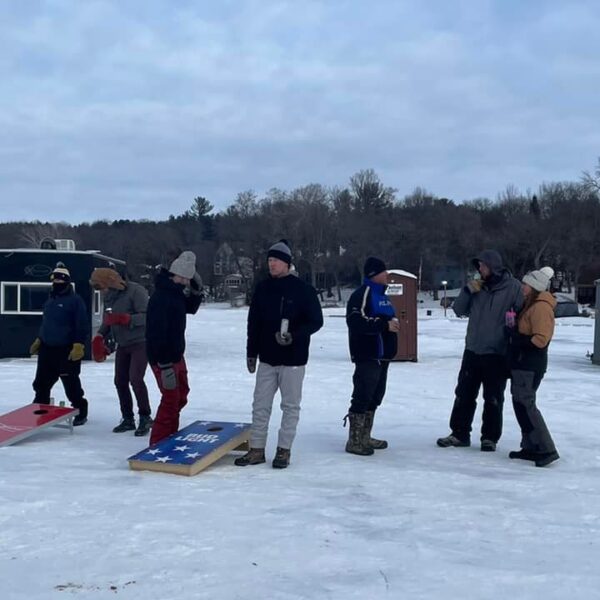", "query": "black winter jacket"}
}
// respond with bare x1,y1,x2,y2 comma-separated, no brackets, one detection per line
146,269,201,365
346,282,398,362
247,274,323,367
